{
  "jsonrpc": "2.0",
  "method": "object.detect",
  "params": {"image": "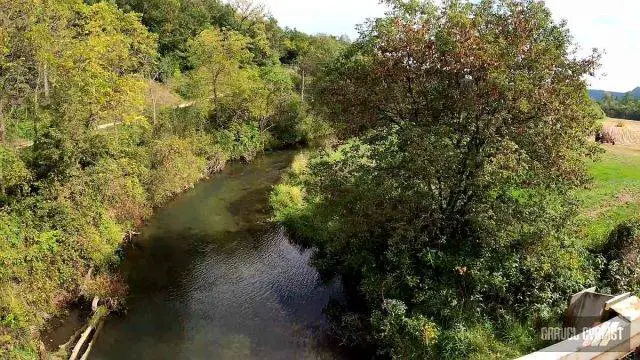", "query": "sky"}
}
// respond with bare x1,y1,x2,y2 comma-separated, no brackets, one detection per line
259,0,640,92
